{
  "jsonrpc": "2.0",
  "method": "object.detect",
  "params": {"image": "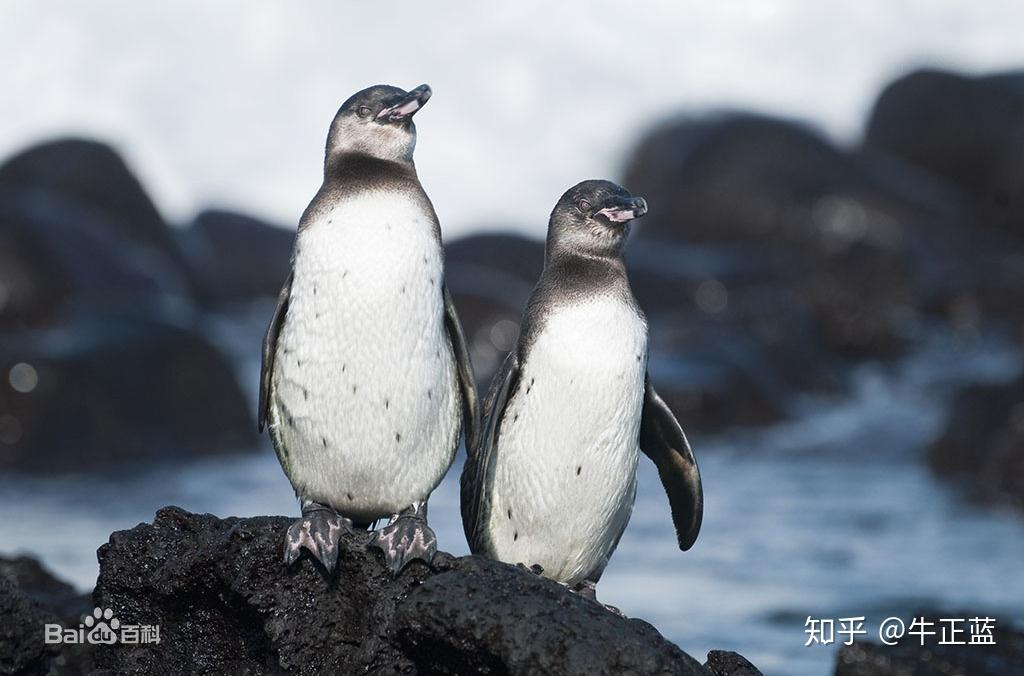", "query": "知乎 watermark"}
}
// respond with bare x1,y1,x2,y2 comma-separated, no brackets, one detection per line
44,607,161,645
804,615,996,647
